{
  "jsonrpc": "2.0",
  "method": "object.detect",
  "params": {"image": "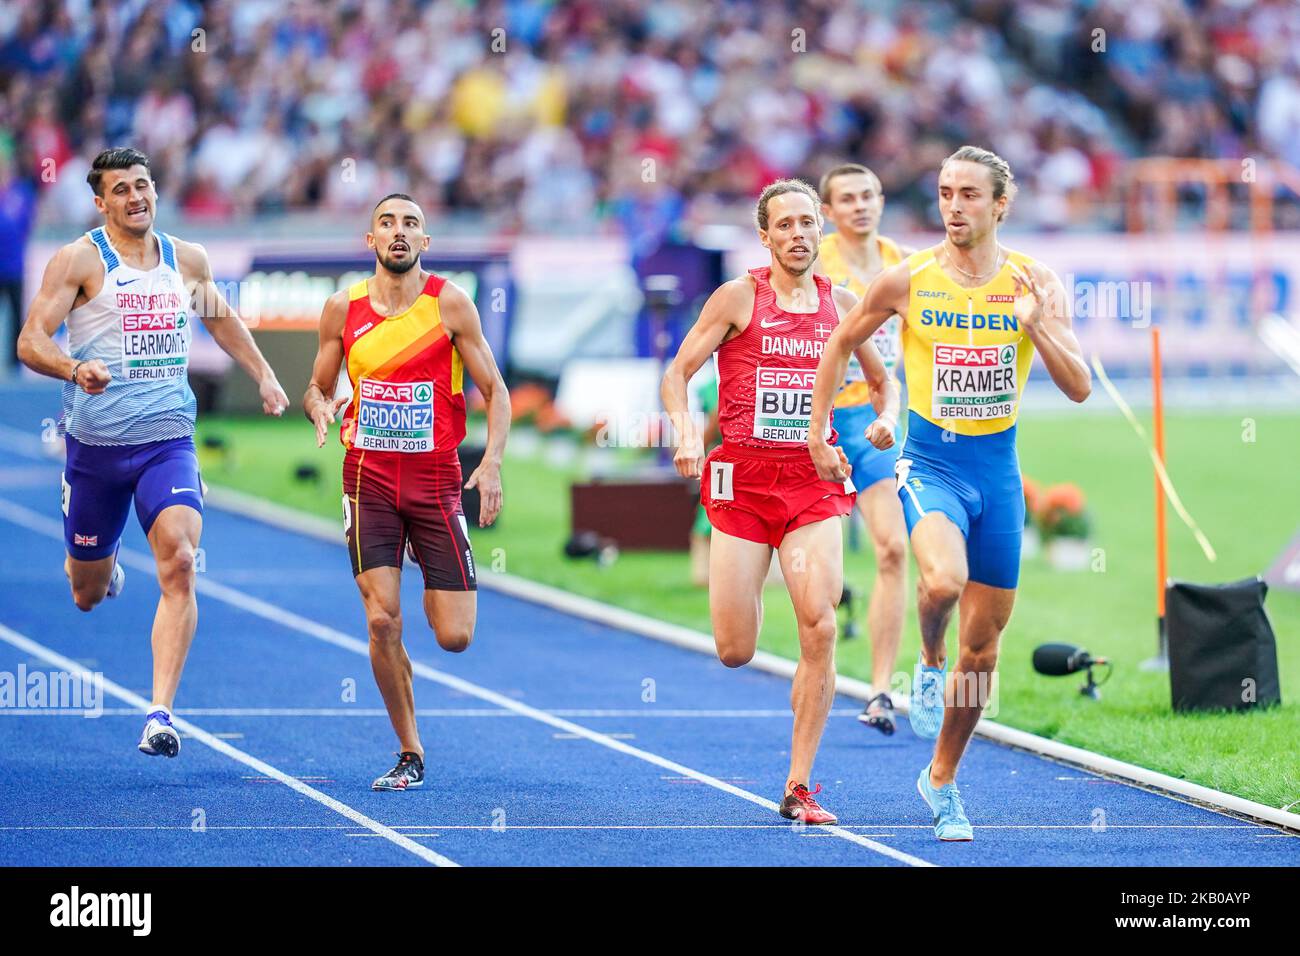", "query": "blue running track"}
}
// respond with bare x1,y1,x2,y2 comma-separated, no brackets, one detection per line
0,382,1296,867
